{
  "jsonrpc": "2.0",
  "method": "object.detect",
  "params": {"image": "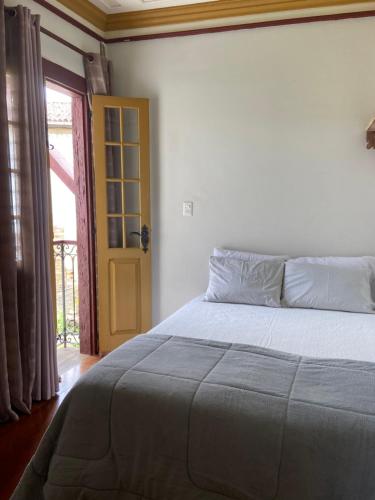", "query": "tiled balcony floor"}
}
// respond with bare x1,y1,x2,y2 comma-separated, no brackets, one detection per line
57,346,91,375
